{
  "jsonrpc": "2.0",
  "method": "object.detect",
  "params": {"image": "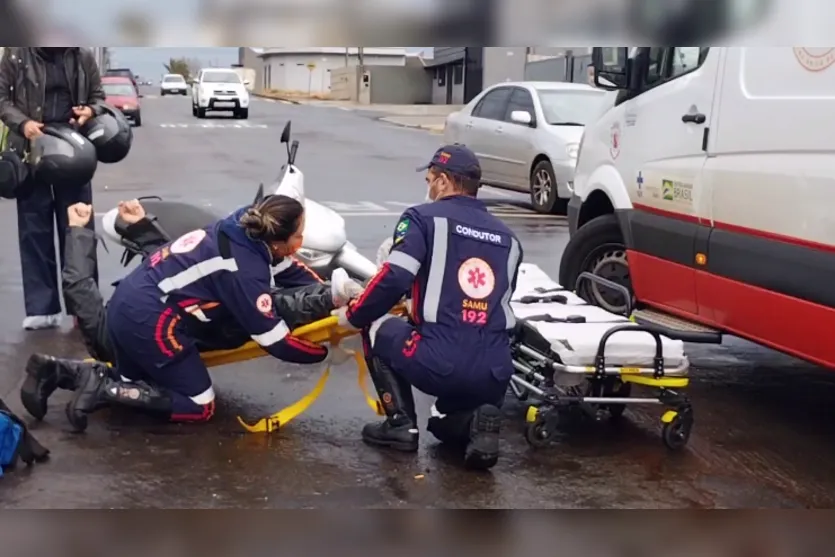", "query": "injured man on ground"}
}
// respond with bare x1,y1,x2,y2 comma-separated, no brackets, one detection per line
20,198,365,429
